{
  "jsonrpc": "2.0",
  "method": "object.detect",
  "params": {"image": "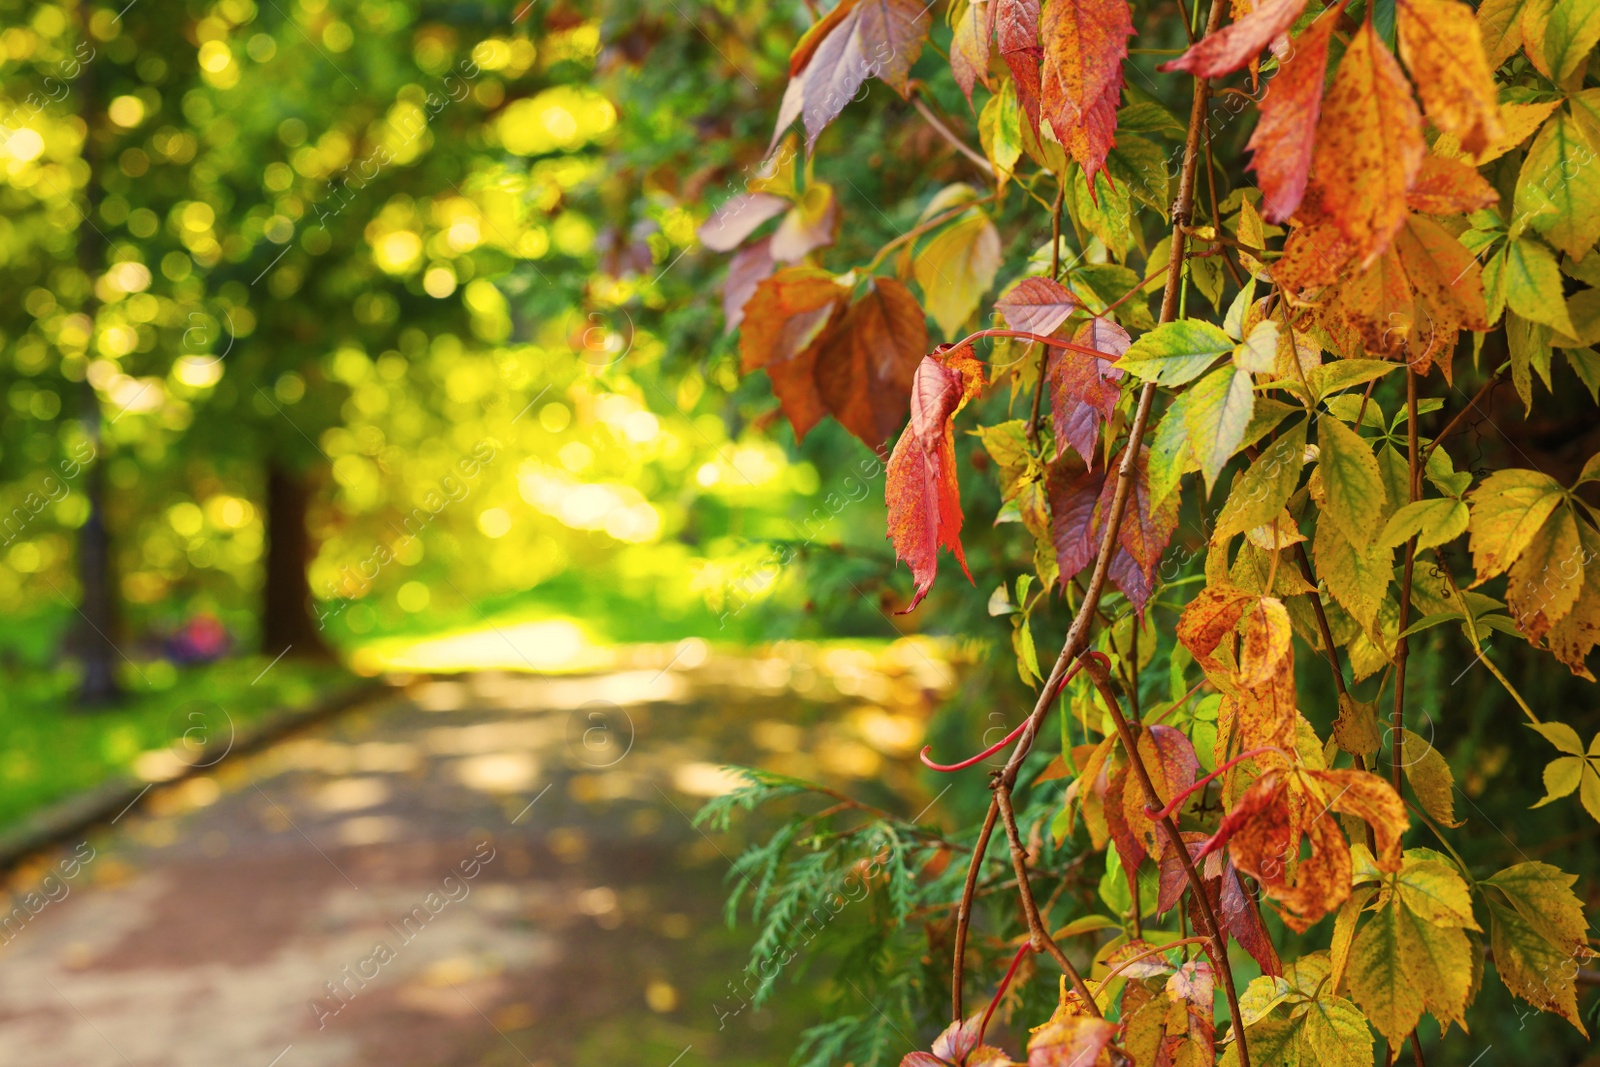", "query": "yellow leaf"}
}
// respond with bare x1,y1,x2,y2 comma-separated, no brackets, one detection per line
913,211,1003,339
1401,728,1464,827
1397,0,1505,157
1484,861,1594,1033
1464,467,1566,584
